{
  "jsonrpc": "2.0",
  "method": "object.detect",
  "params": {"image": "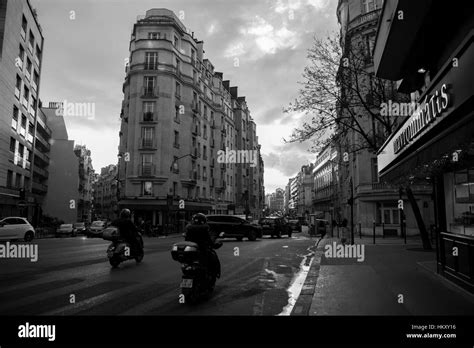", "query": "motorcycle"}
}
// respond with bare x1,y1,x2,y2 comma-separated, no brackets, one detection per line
102,227,144,268
171,238,222,304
